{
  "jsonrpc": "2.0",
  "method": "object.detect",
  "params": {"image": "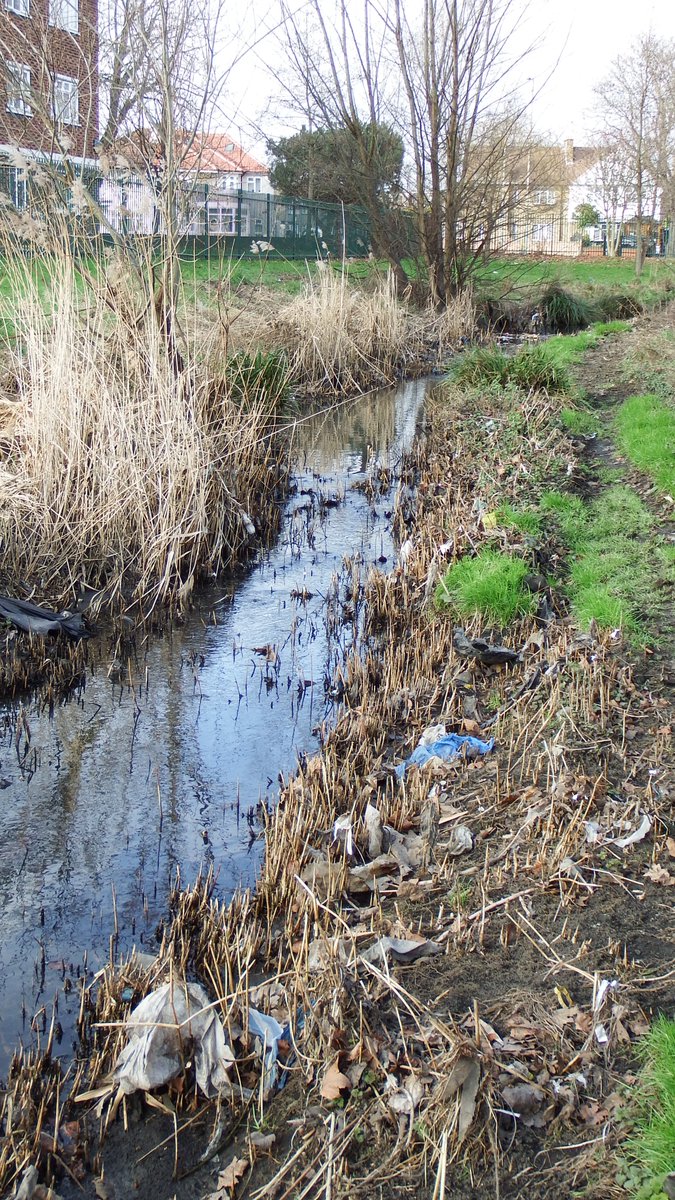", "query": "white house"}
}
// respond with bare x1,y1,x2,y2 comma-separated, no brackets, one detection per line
97,131,275,237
